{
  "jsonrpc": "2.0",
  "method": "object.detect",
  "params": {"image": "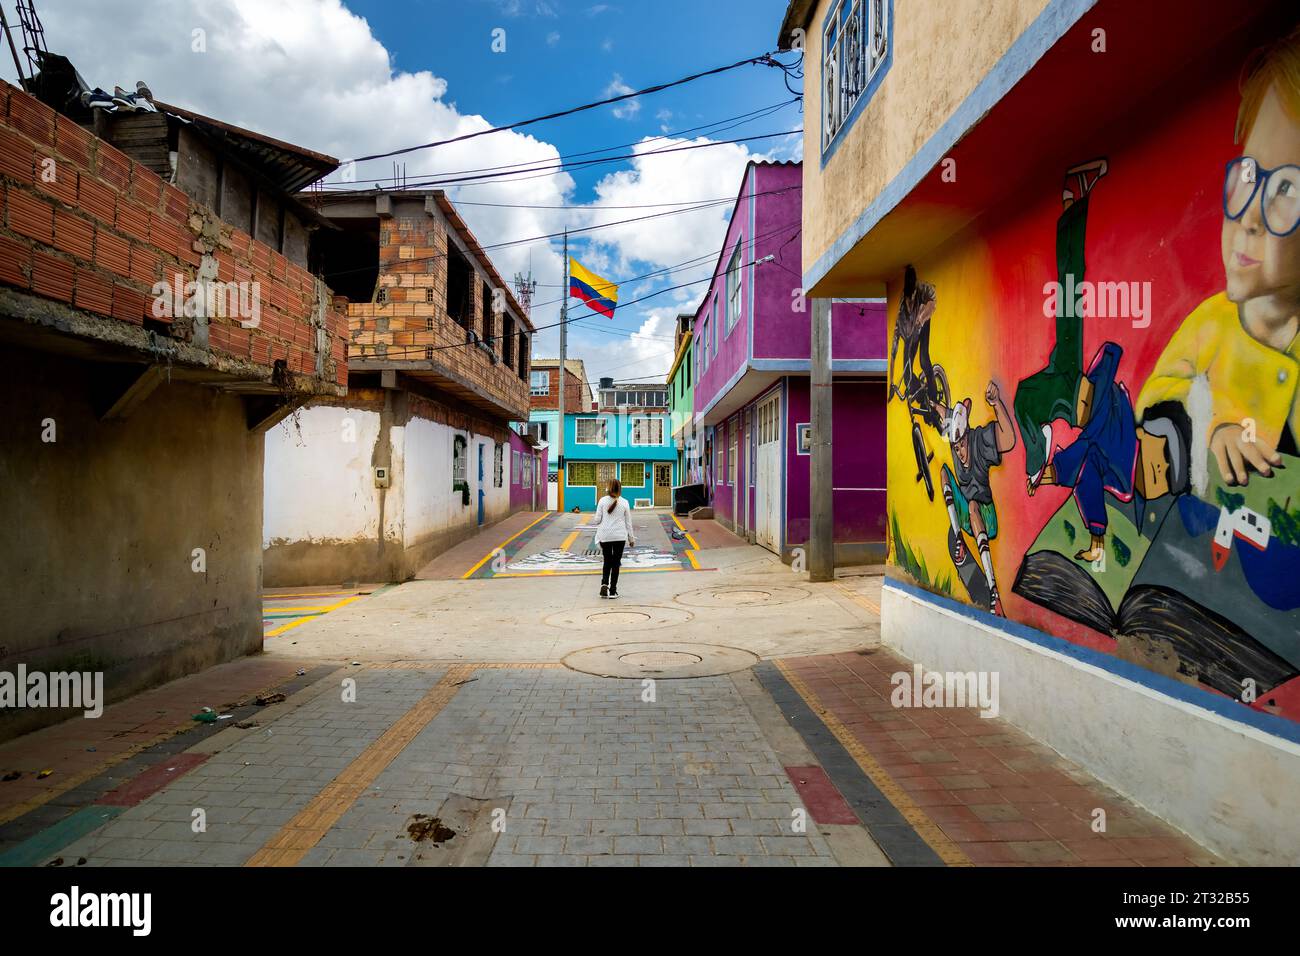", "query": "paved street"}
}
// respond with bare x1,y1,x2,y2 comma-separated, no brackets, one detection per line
0,513,1218,867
